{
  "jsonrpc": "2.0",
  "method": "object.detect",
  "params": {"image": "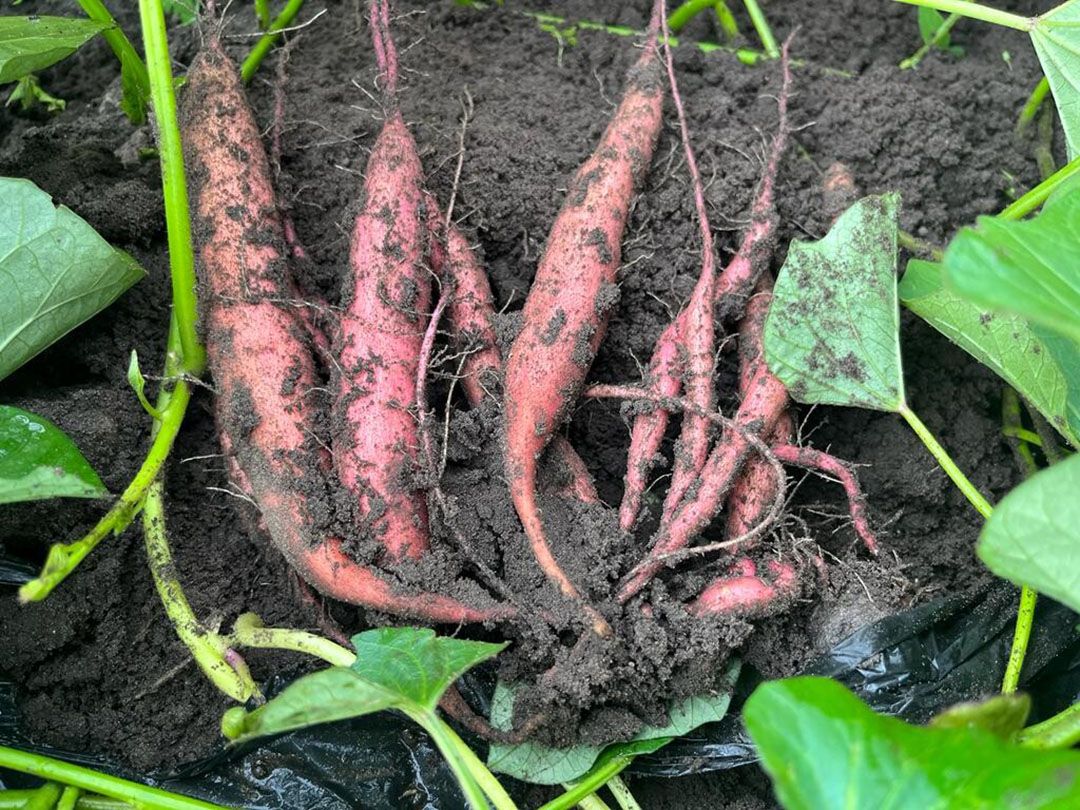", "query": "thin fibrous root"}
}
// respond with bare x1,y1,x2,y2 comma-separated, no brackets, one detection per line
769,443,879,554
658,0,718,518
